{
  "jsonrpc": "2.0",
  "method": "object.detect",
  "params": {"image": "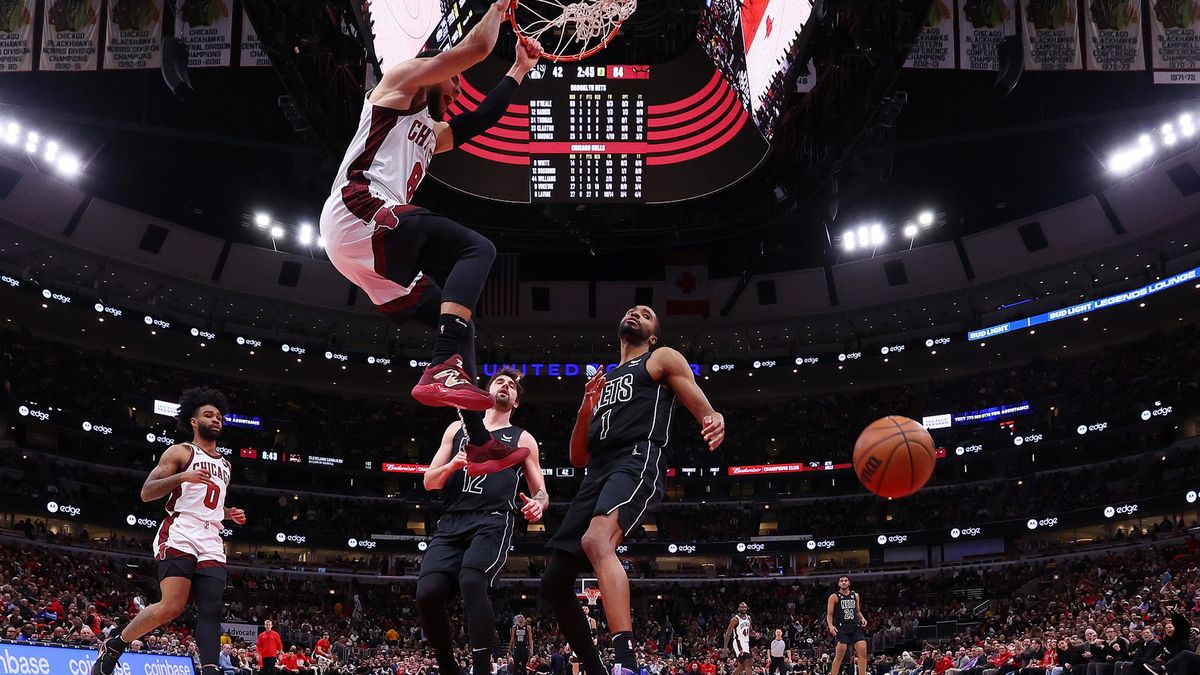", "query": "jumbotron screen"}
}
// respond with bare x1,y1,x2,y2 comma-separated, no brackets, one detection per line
427,49,770,204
